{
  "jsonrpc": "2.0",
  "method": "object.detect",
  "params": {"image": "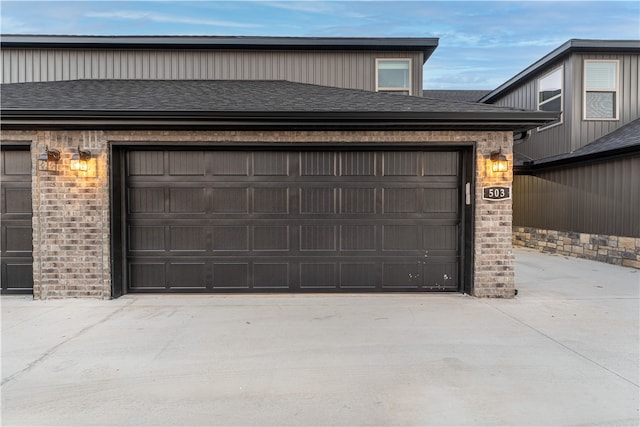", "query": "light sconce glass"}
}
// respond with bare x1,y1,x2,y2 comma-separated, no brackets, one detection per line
38,146,61,171
490,148,509,173
70,147,97,177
